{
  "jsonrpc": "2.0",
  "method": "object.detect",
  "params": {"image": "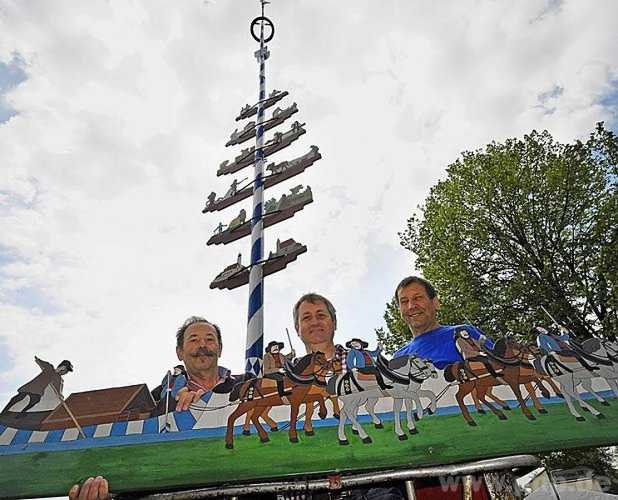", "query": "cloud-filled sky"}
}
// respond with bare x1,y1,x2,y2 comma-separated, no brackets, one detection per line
1,0,617,404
